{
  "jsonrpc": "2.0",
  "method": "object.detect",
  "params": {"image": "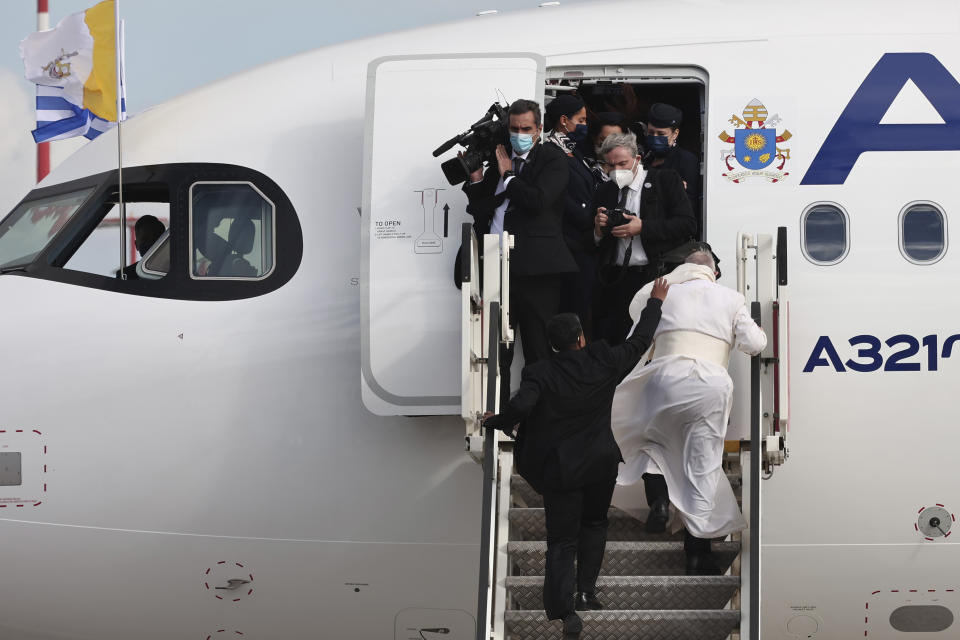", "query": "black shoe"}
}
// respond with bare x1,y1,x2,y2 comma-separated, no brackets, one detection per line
686,553,723,576
575,591,604,611
562,612,583,638
645,499,669,533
